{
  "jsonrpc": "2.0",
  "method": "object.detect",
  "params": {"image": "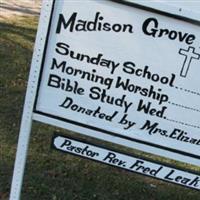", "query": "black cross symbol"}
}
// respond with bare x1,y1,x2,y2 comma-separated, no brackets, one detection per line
179,46,200,77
